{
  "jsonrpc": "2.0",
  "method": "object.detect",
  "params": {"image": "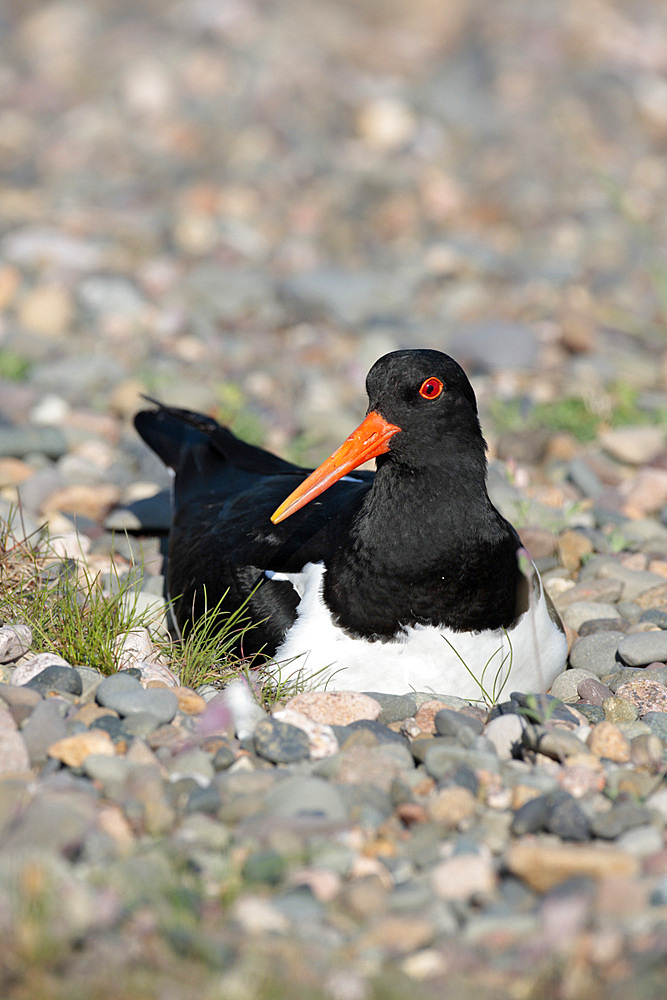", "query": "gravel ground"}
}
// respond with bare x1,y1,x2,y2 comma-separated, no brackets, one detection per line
1,1,667,997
